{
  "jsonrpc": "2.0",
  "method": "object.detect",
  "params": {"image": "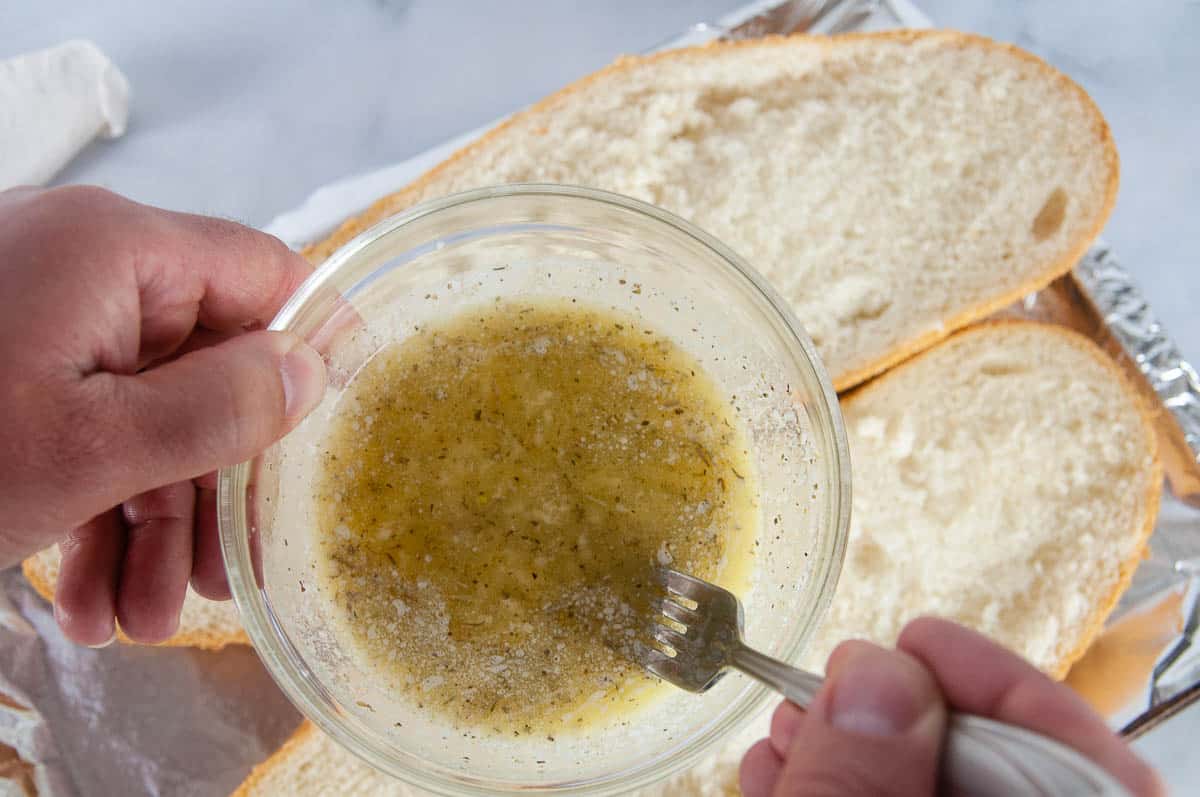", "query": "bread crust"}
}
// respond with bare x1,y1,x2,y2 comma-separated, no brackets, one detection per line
842,320,1163,679
229,720,320,797
298,30,1120,394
